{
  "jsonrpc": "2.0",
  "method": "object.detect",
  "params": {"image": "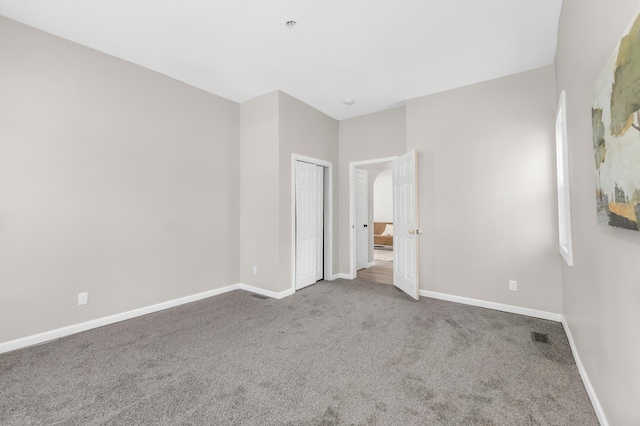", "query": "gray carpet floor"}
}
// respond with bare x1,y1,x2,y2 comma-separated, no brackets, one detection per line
0,279,598,425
